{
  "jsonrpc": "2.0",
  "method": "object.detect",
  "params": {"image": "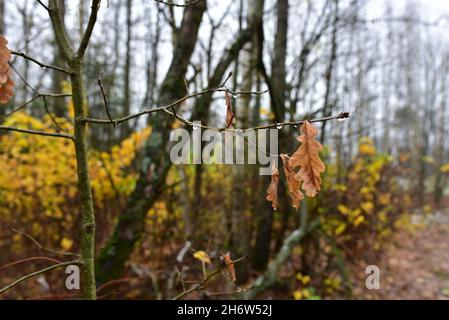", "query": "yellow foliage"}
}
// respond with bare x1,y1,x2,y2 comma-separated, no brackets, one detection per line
440,163,449,173
353,215,365,227
293,290,303,300
60,237,73,250
337,204,350,215
193,250,211,264
422,156,434,164
358,137,376,156
296,273,311,285
361,201,374,214
0,112,150,248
